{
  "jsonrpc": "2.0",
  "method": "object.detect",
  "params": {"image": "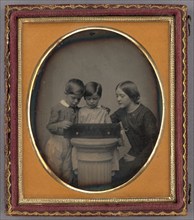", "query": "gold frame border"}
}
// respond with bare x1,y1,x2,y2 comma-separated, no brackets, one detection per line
27,24,167,195
4,4,187,216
